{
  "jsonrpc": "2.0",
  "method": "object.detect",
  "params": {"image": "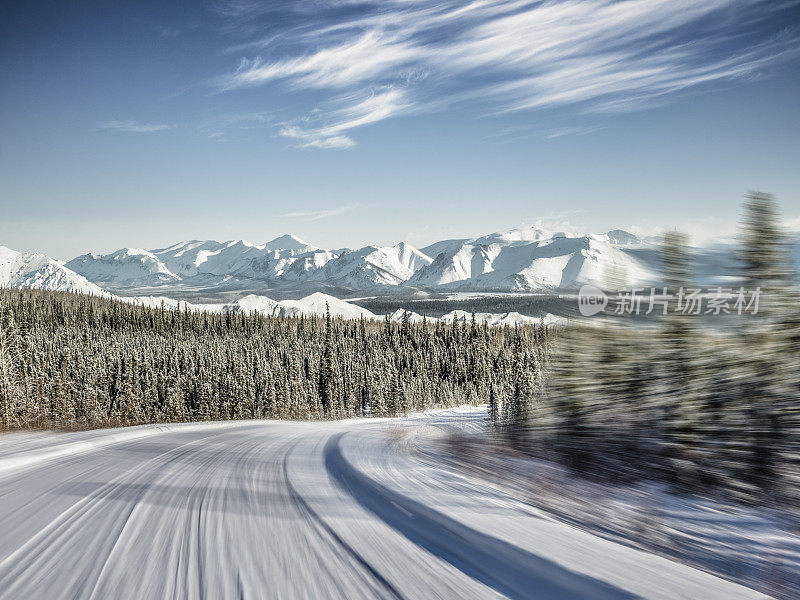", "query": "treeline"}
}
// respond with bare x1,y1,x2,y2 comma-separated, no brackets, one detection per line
497,192,800,507
0,290,548,430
